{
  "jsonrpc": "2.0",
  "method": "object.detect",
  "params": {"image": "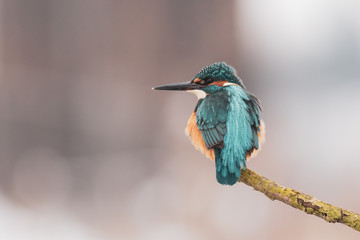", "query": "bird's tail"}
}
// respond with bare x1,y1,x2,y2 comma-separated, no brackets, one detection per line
214,148,241,185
